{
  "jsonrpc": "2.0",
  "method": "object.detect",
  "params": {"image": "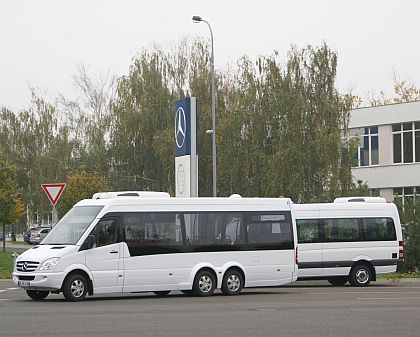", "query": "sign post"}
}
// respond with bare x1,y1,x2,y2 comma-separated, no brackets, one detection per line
41,183,66,226
175,97,198,197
